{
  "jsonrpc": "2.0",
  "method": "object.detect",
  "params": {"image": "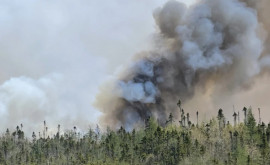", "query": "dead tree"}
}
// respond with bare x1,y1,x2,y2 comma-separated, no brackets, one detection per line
196,111,199,127
258,108,261,125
